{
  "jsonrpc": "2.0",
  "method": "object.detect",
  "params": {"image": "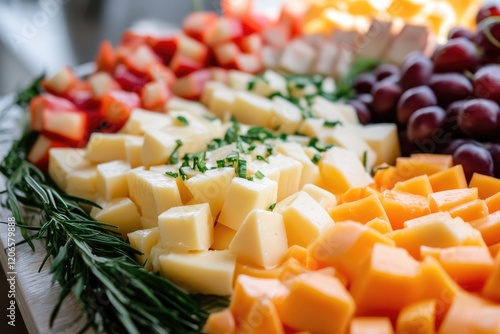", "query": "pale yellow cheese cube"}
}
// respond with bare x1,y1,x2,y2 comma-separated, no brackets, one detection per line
128,227,159,271
275,142,321,187
274,191,334,247
90,197,142,238
96,160,131,200
229,209,288,269
227,70,255,91
268,154,303,201
270,96,303,134
159,250,236,295
149,244,170,273
319,146,371,194
357,123,401,166
232,91,274,127
149,165,193,204
166,96,208,117
66,167,97,201
86,133,137,163
218,177,278,231
301,184,337,213
297,118,336,139
48,148,90,191
212,223,237,251
251,70,288,97
120,108,172,135
124,136,144,168
184,167,235,218
313,97,359,124
200,81,226,106
126,169,182,223
141,130,177,166
208,87,235,118
246,159,280,185
158,203,214,251
140,216,157,230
